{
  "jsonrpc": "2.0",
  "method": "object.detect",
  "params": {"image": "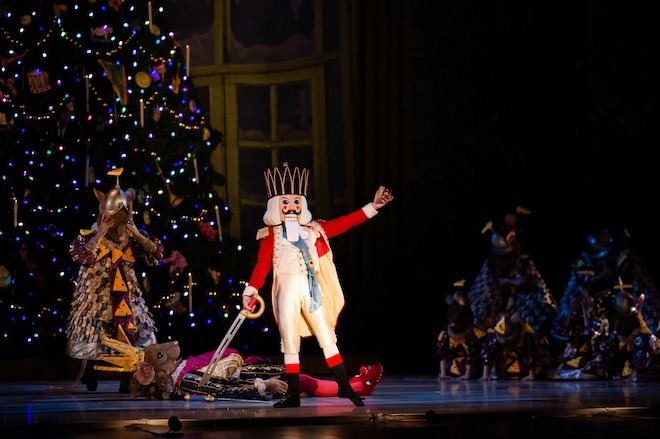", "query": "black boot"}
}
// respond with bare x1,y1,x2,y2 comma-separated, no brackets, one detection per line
273,373,300,408
118,372,132,394
332,363,364,407
81,361,98,391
